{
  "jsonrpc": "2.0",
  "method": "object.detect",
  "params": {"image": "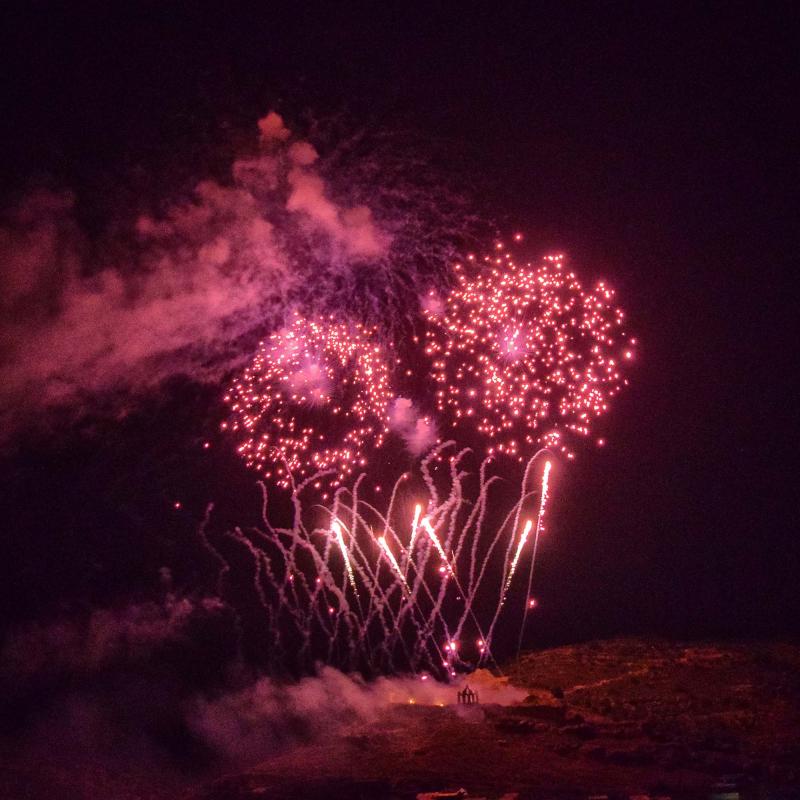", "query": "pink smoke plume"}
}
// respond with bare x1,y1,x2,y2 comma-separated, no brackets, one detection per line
0,112,431,440
388,396,439,456
1,593,227,677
